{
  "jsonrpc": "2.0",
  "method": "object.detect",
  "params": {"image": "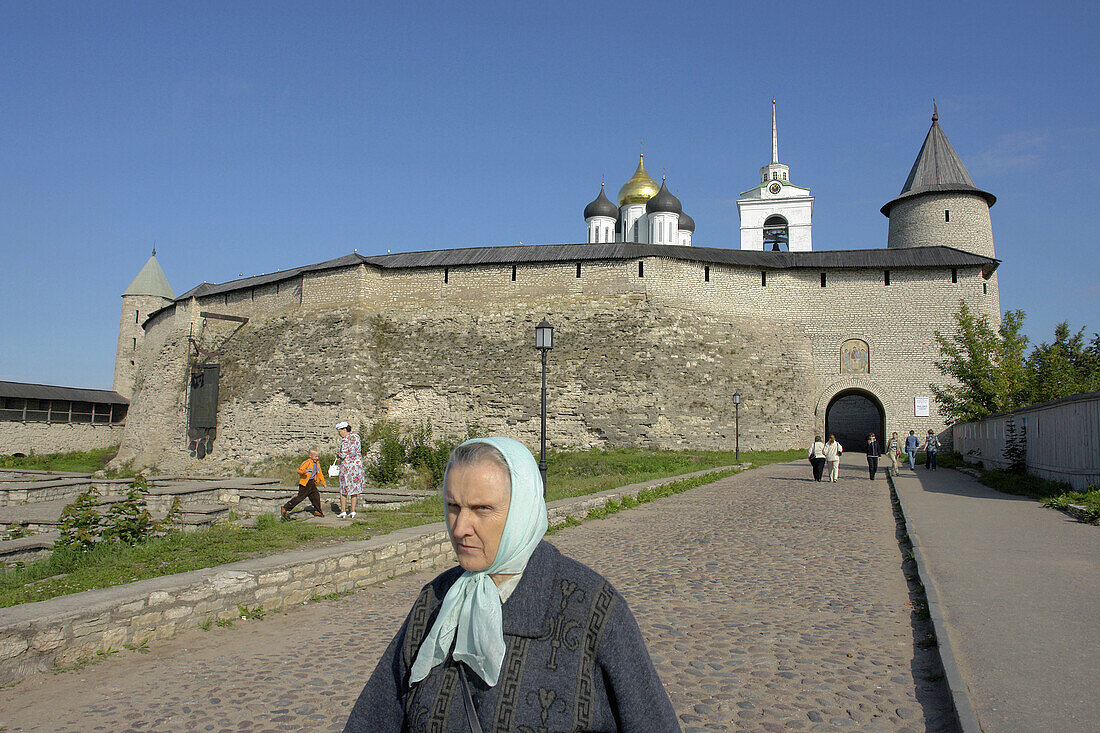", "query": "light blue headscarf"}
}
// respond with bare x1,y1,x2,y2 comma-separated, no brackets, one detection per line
409,436,548,687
